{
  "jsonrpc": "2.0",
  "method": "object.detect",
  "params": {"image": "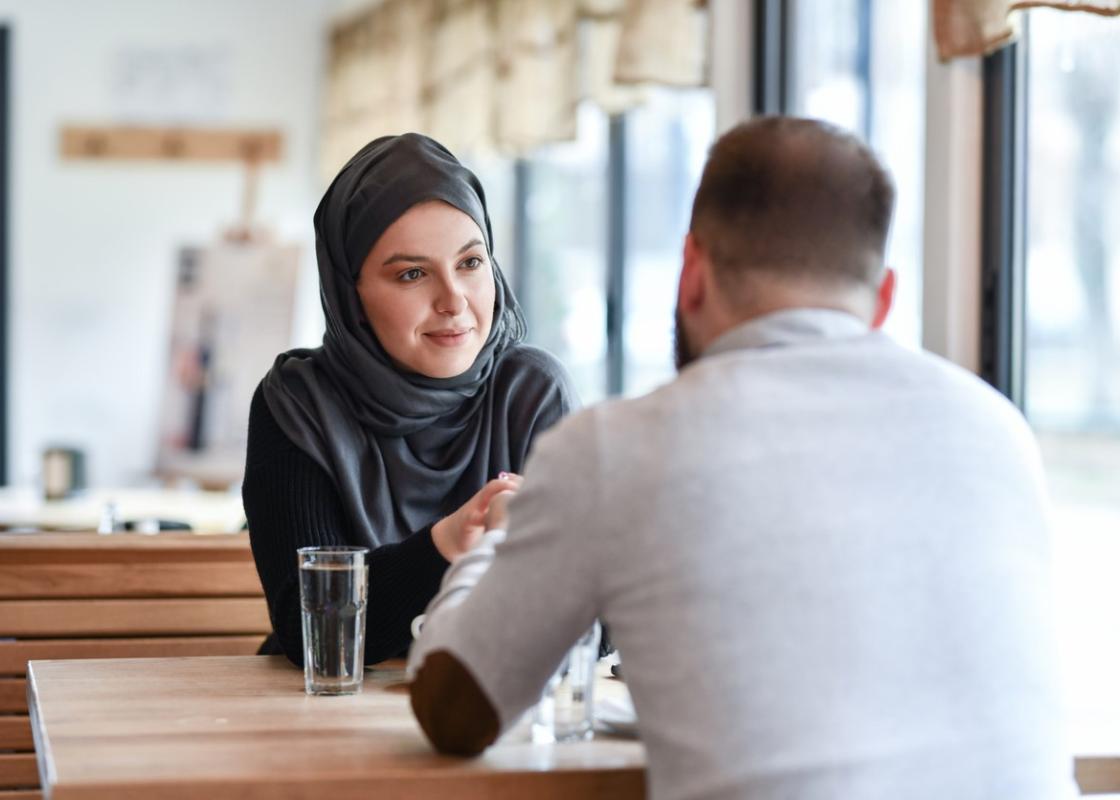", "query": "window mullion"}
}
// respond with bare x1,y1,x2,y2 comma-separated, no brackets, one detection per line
753,0,789,115
980,37,1027,405
606,114,626,396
